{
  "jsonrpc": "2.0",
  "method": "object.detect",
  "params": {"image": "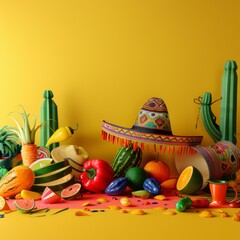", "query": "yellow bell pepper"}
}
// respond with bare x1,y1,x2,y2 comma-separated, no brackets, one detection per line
46,125,78,146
